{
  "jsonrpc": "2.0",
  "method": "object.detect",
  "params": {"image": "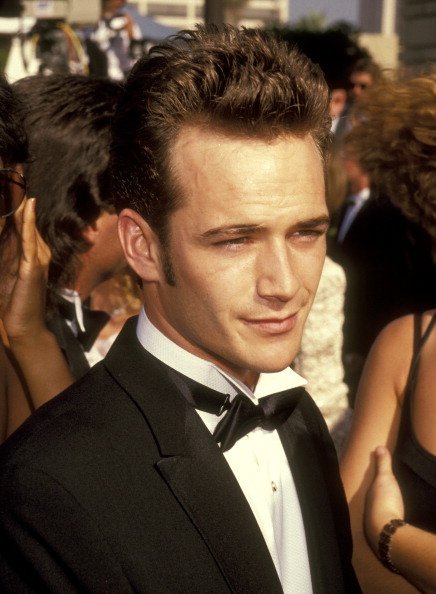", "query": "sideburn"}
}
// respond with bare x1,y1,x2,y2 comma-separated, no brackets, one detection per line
161,244,176,286
157,226,176,286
